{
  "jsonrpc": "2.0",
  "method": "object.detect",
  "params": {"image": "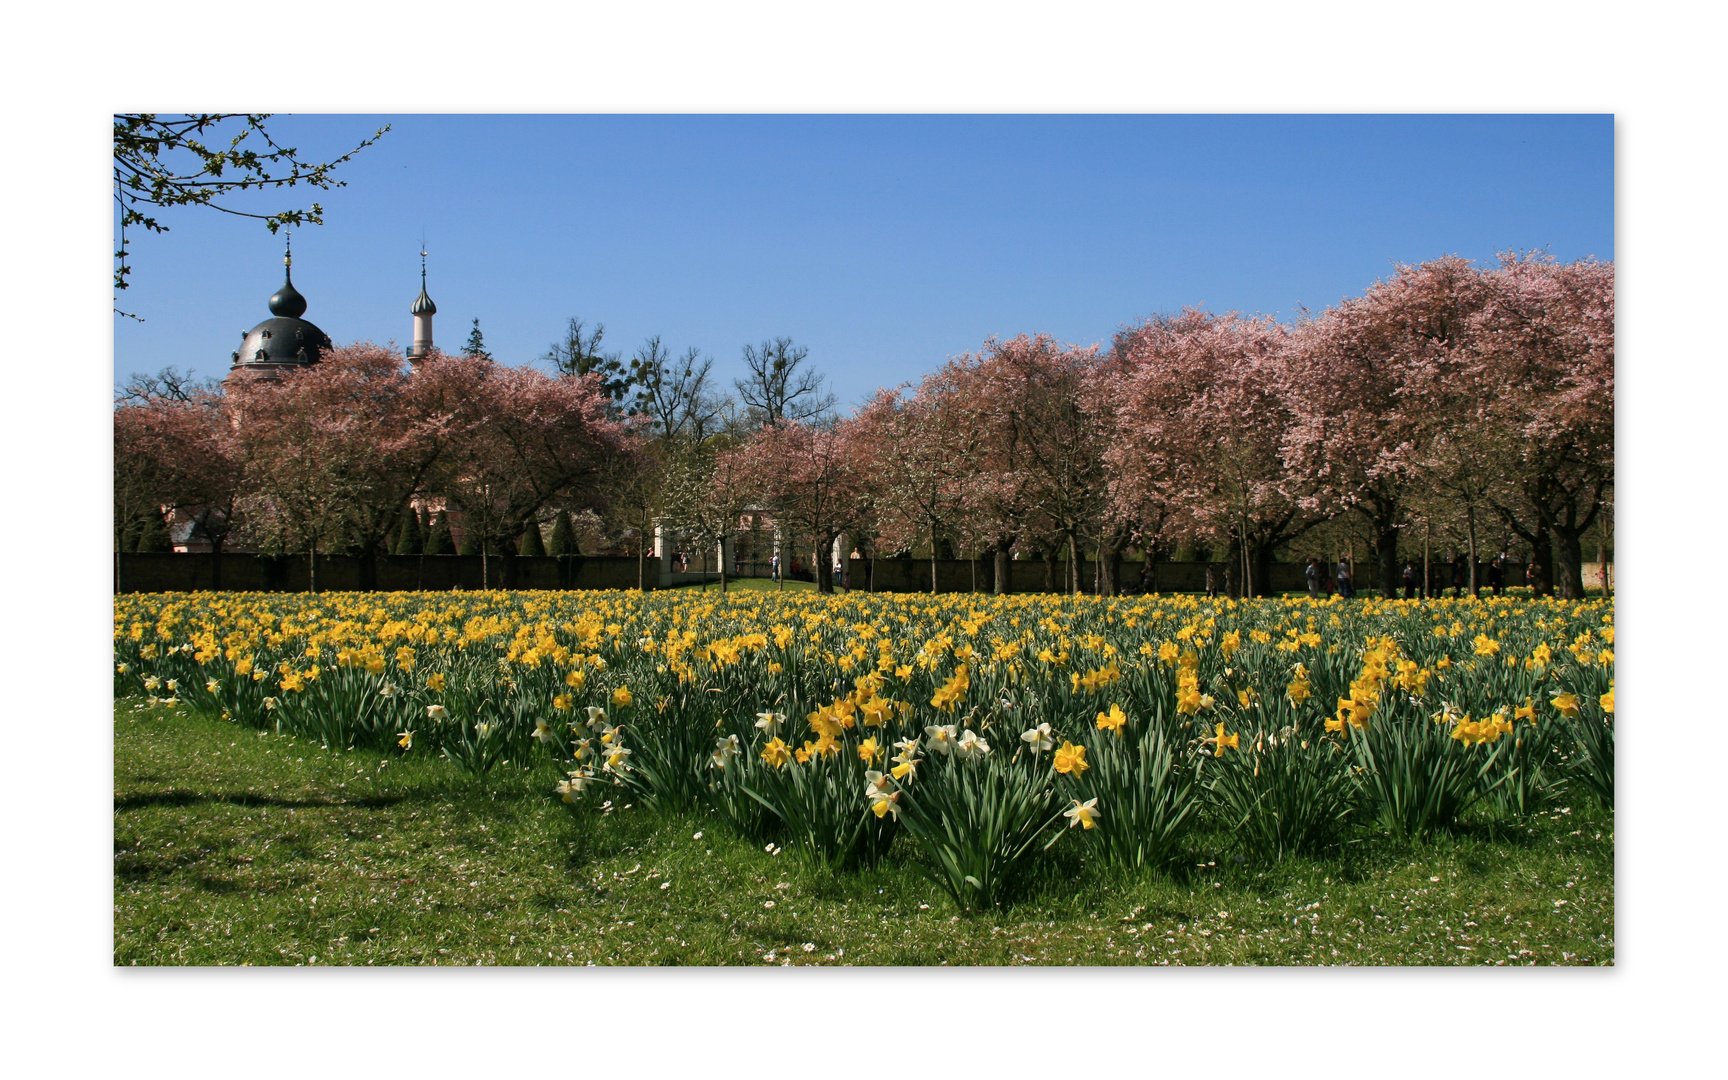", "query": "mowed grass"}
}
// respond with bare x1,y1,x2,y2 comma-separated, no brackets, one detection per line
115,699,1614,967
